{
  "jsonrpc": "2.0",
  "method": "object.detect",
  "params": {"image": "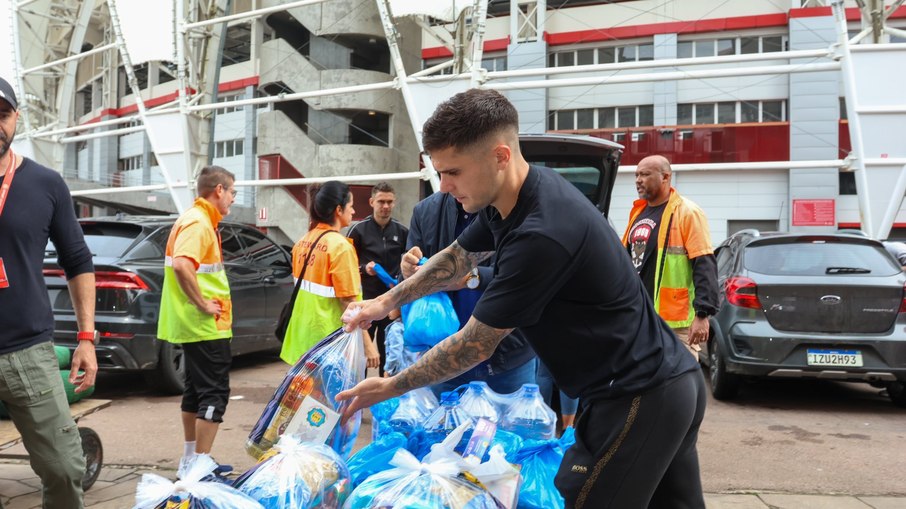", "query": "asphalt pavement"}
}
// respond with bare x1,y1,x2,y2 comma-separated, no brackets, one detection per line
0,460,903,508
